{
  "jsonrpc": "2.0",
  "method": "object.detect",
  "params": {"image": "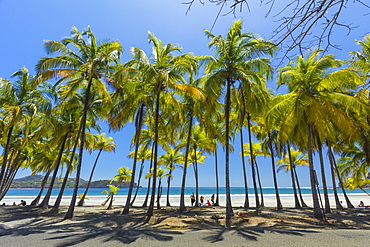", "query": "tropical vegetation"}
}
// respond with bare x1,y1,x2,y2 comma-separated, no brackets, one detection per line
1,21,370,227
